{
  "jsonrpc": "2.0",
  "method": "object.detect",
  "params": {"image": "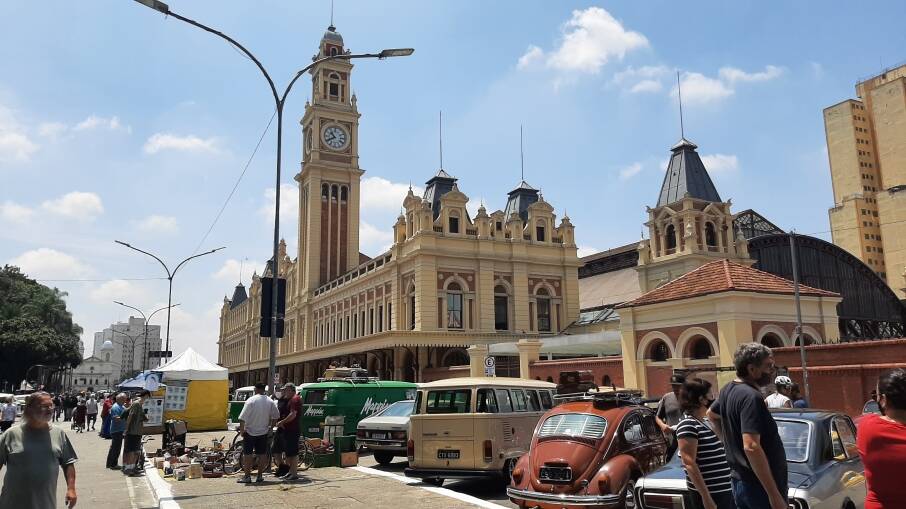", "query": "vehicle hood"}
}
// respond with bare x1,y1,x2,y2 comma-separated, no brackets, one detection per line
357,416,410,430
640,457,816,491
